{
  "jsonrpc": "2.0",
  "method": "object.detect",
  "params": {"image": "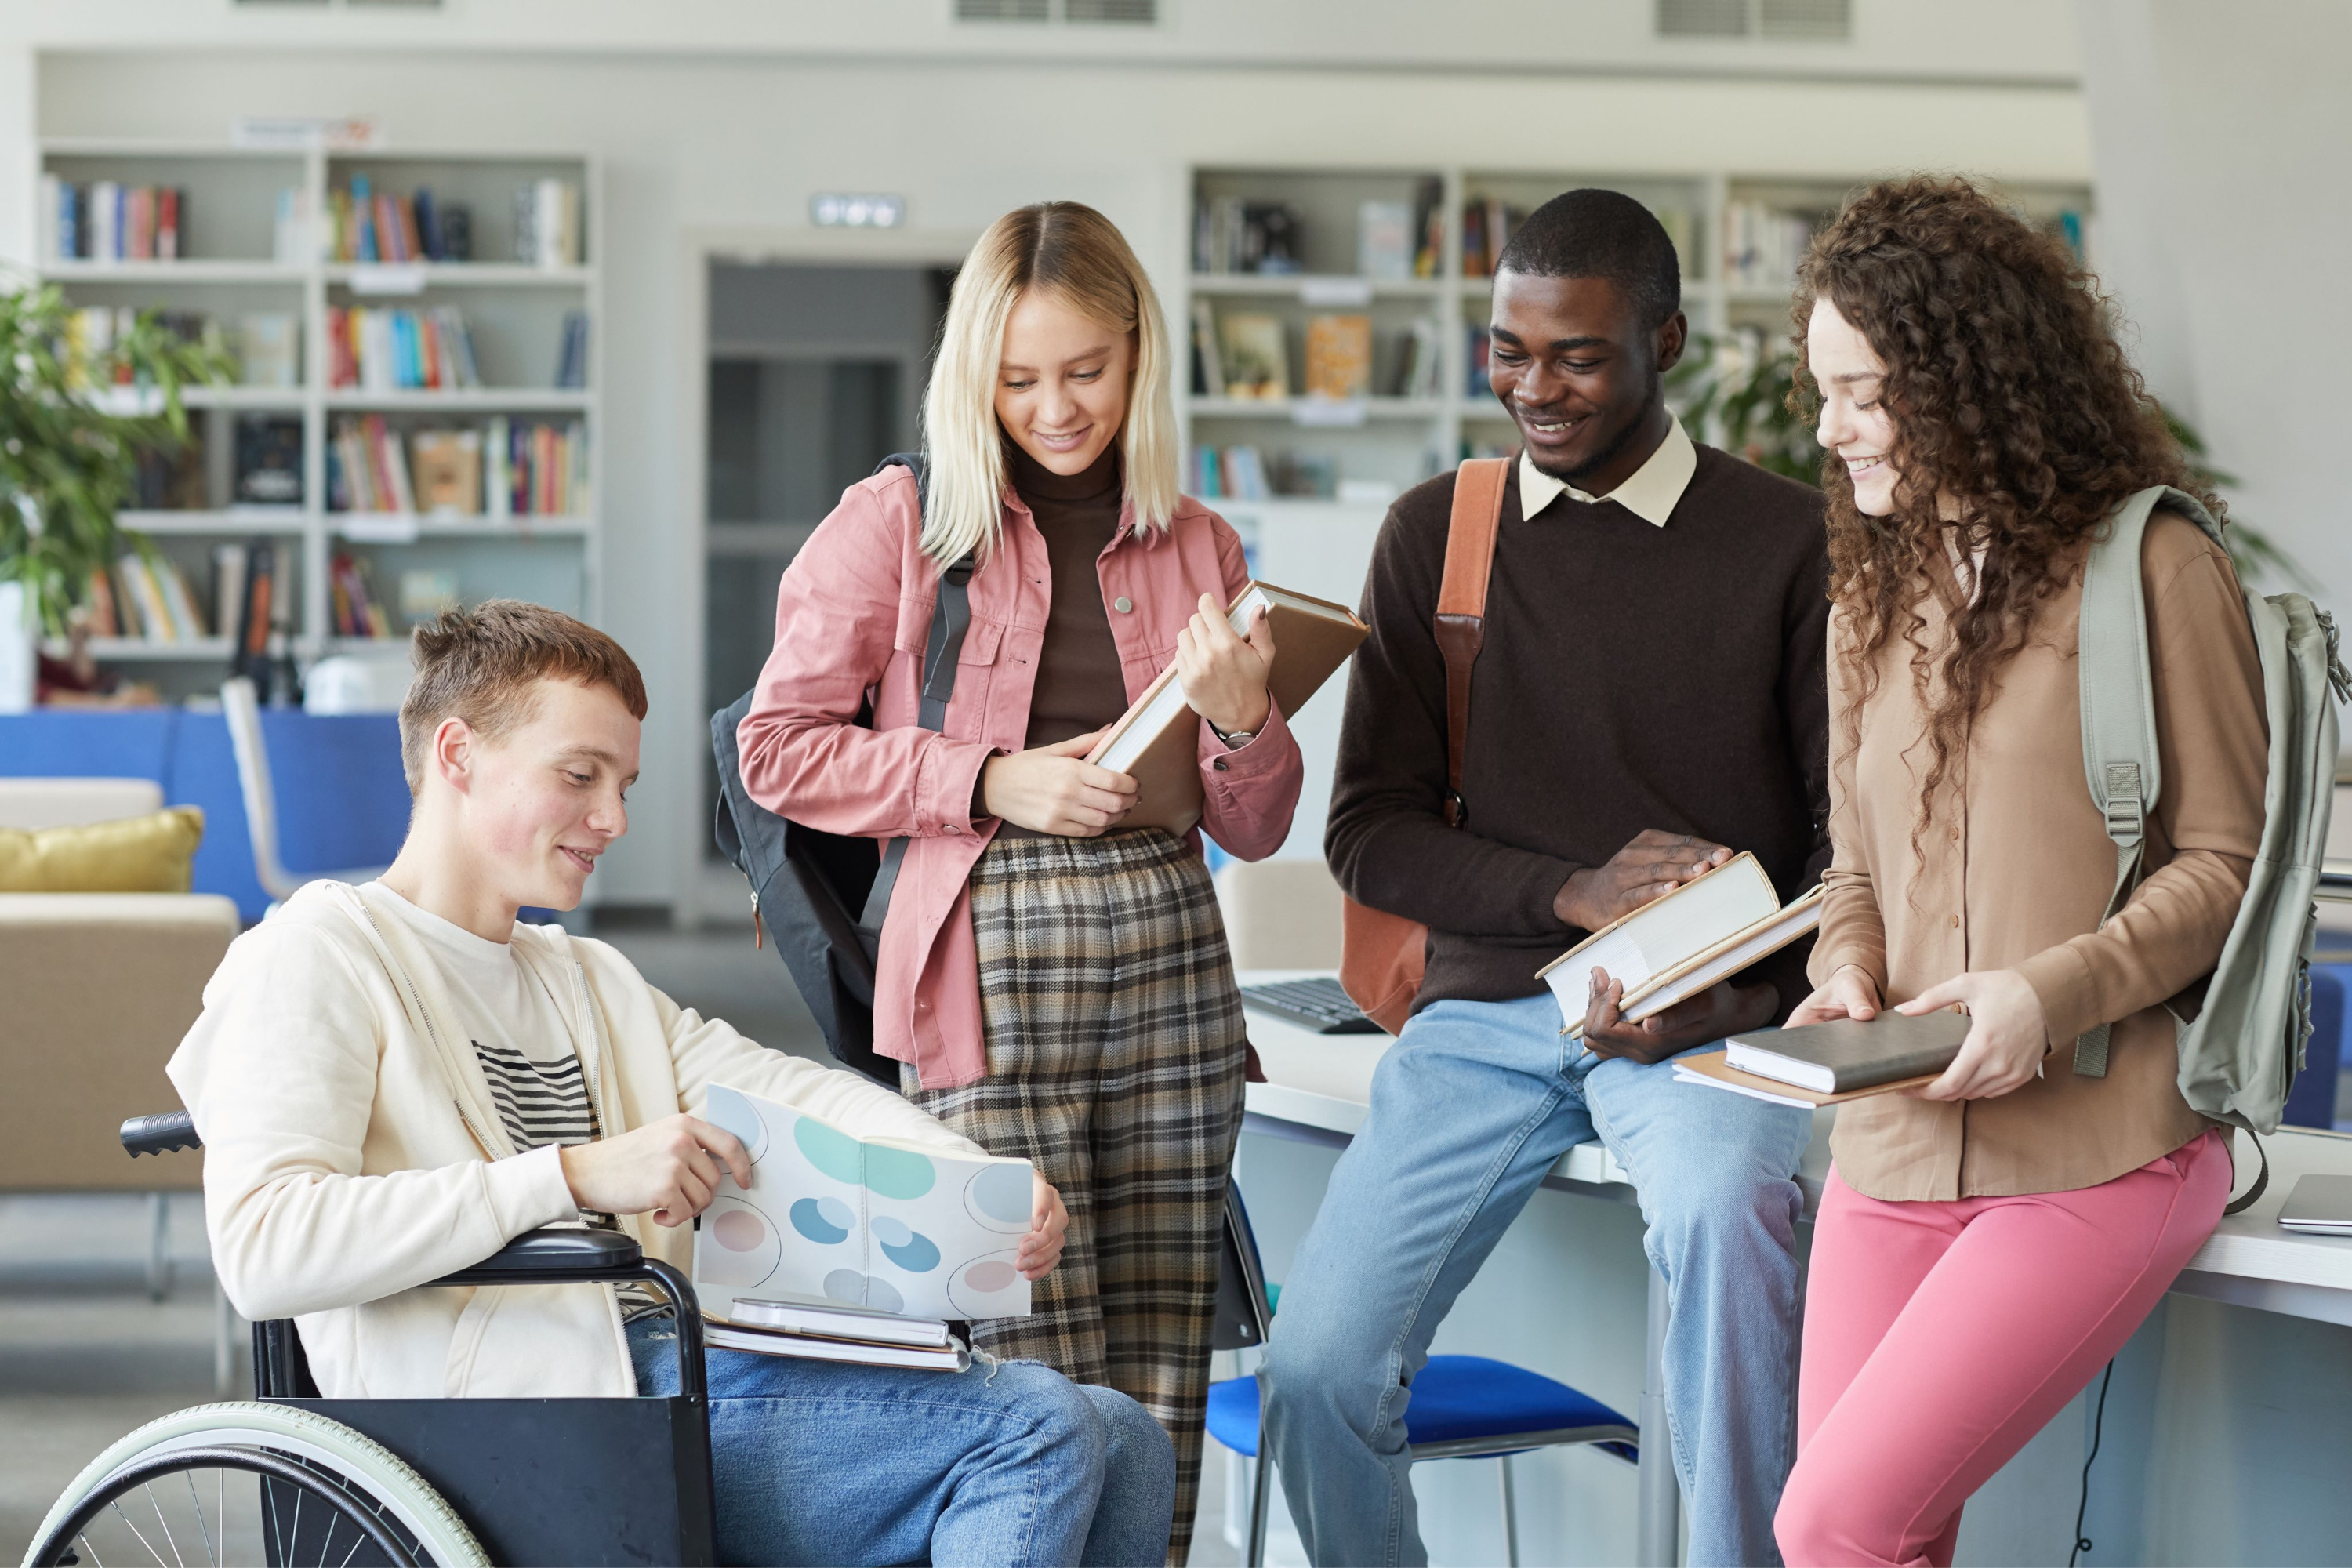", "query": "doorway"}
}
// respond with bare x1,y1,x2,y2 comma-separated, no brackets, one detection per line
699,261,956,879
